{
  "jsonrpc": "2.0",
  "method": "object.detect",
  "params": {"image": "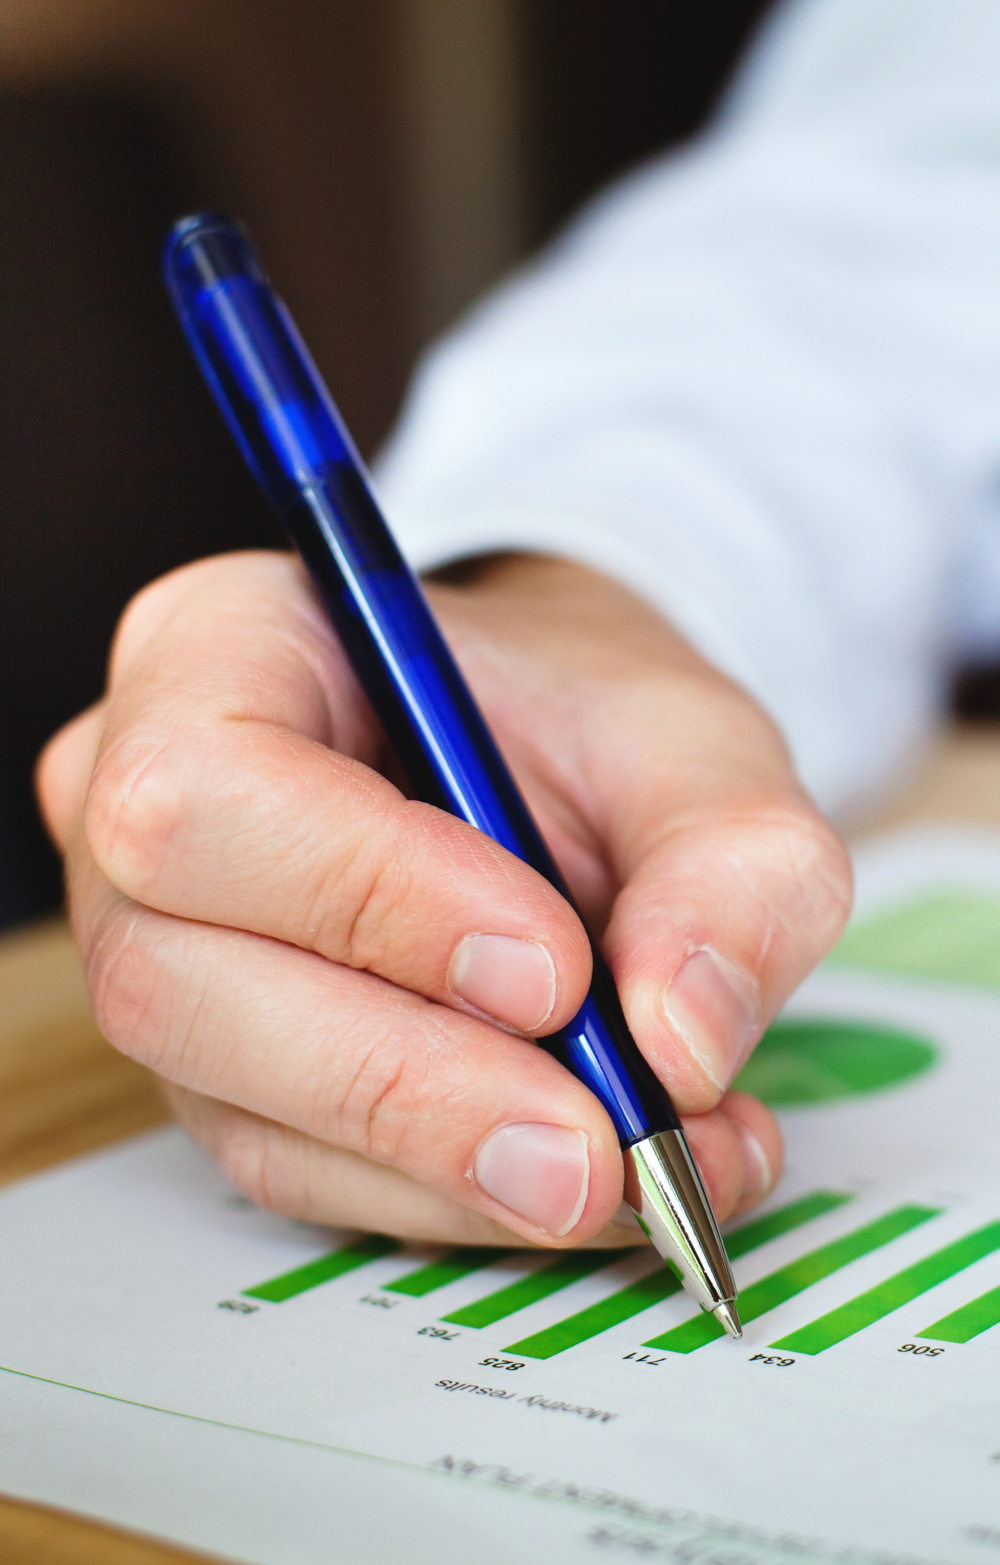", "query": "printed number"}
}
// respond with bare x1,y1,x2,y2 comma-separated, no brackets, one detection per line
898,1343,944,1357
217,1299,259,1314
479,1356,524,1372
418,1326,460,1340
359,1293,399,1309
622,1352,666,1367
749,1353,795,1367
